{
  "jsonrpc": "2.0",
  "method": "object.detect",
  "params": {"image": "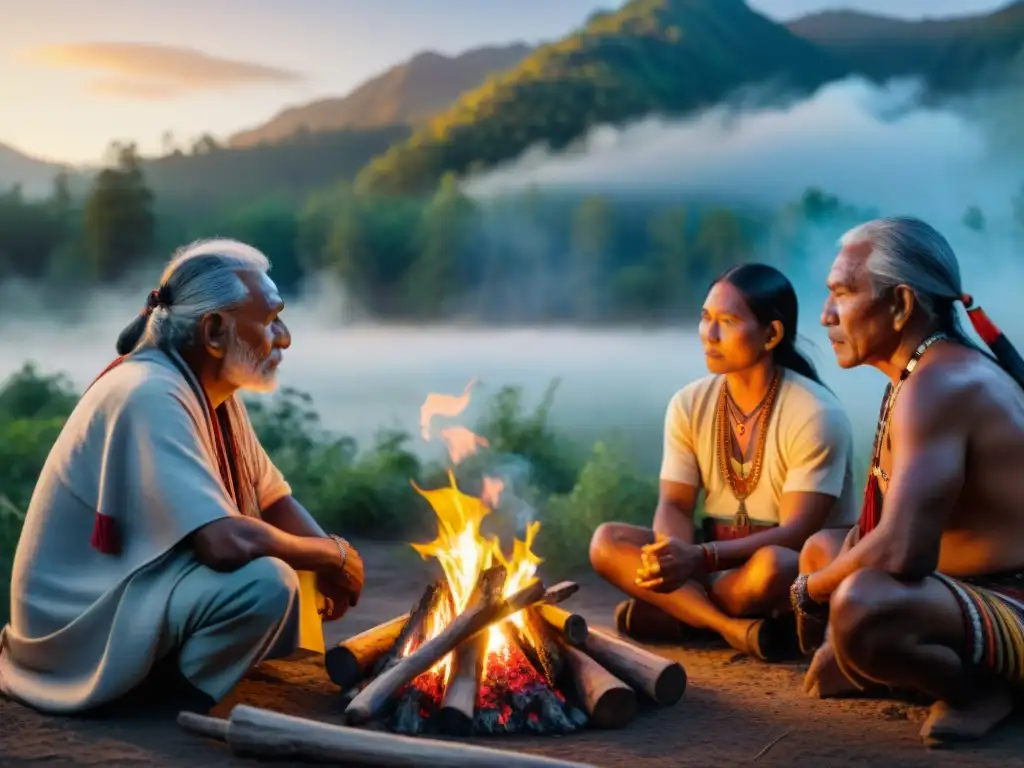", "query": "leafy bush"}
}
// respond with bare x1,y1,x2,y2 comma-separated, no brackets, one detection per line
541,442,658,574
0,362,659,624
